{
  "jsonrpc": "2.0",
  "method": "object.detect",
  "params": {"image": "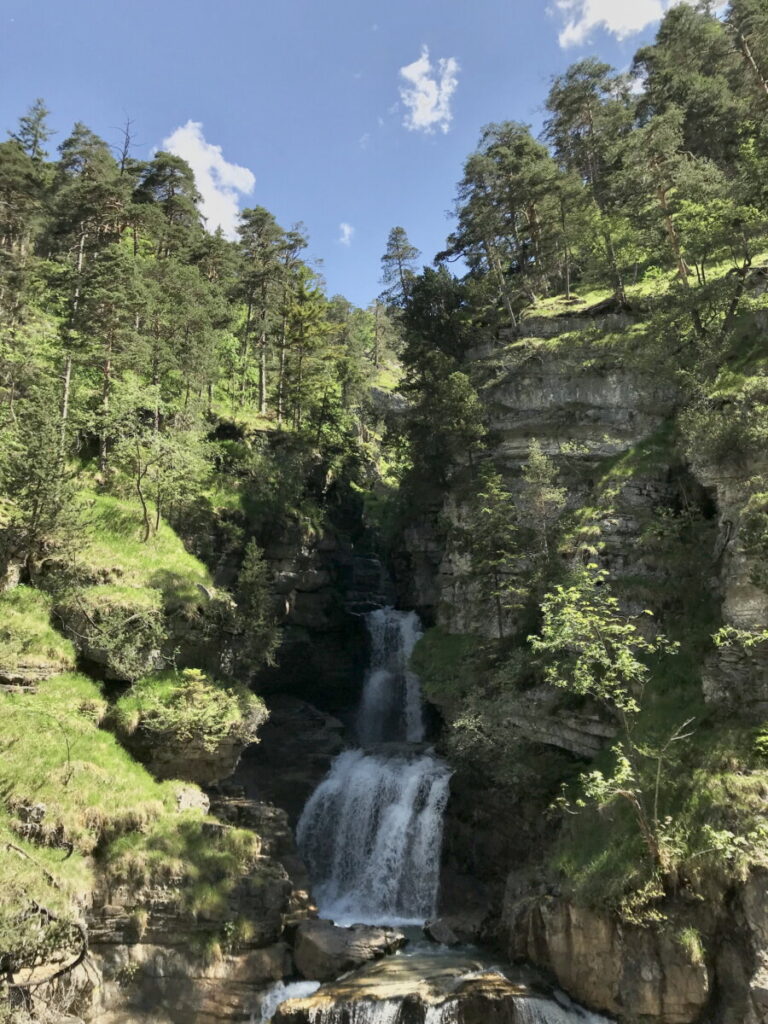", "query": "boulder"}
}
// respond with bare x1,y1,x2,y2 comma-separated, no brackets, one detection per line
424,914,485,947
424,919,460,946
293,920,407,982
